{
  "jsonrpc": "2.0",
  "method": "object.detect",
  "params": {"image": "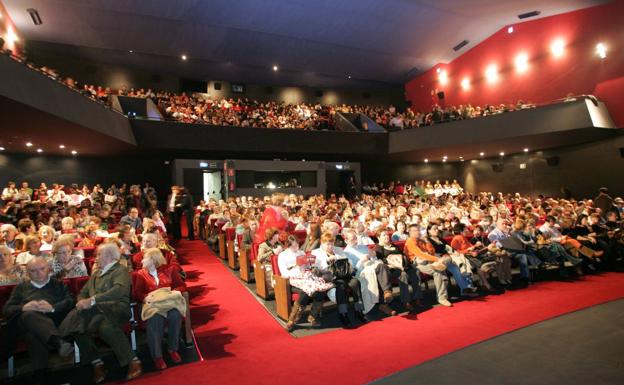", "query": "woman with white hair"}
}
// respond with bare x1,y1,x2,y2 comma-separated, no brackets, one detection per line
0,245,24,285
51,238,88,279
133,248,187,370
38,225,57,254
